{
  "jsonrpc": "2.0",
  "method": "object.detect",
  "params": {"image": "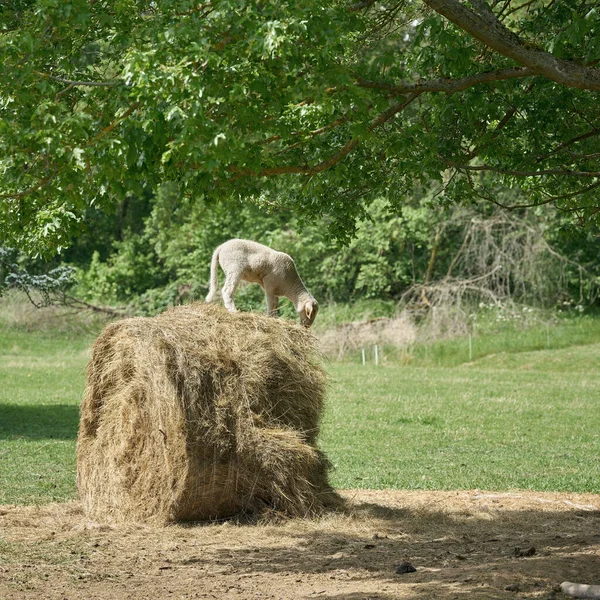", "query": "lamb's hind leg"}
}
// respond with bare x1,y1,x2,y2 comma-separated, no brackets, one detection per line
221,270,242,312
